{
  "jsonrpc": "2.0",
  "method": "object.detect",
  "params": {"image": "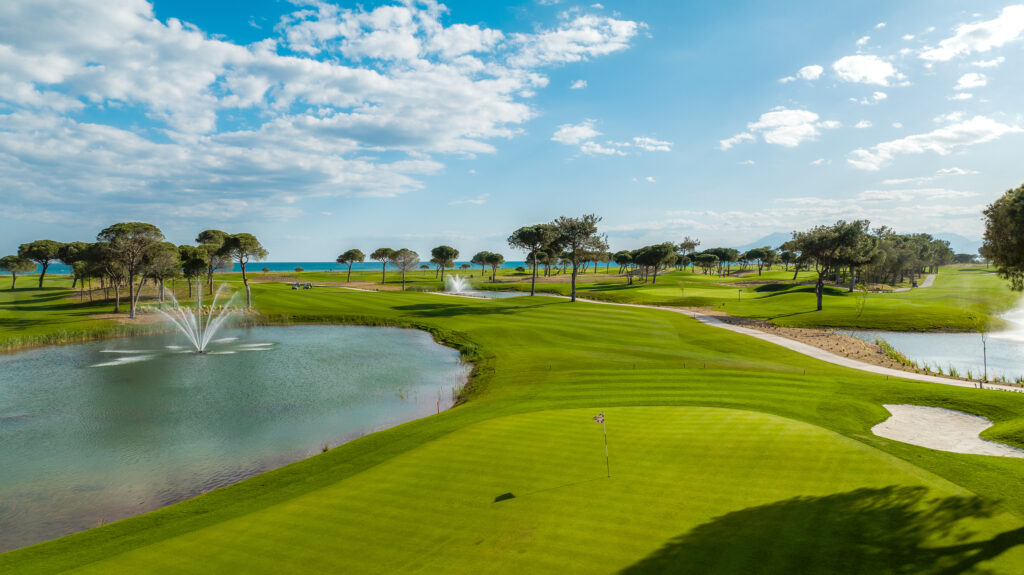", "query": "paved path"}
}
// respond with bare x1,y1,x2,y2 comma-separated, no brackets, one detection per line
892,274,936,292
